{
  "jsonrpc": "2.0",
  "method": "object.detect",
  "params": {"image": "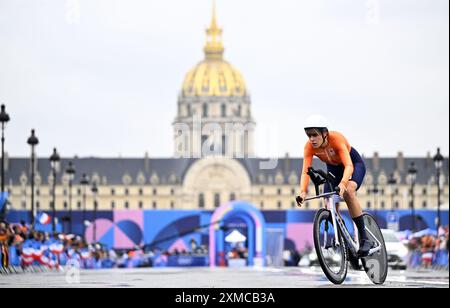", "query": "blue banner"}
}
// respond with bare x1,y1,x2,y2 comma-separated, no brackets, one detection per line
0,192,8,212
